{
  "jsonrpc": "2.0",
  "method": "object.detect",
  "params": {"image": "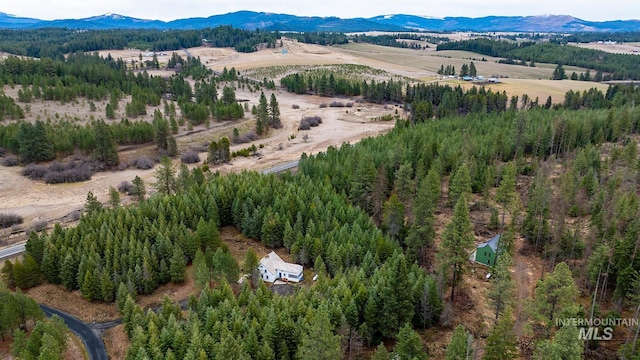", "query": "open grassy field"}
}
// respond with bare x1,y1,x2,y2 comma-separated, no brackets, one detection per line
568,41,640,55
455,78,610,104
335,42,589,80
